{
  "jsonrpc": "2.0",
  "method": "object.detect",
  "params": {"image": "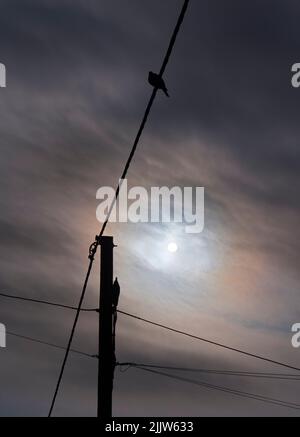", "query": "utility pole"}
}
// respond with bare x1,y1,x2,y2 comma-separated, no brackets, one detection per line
97,236,115,418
